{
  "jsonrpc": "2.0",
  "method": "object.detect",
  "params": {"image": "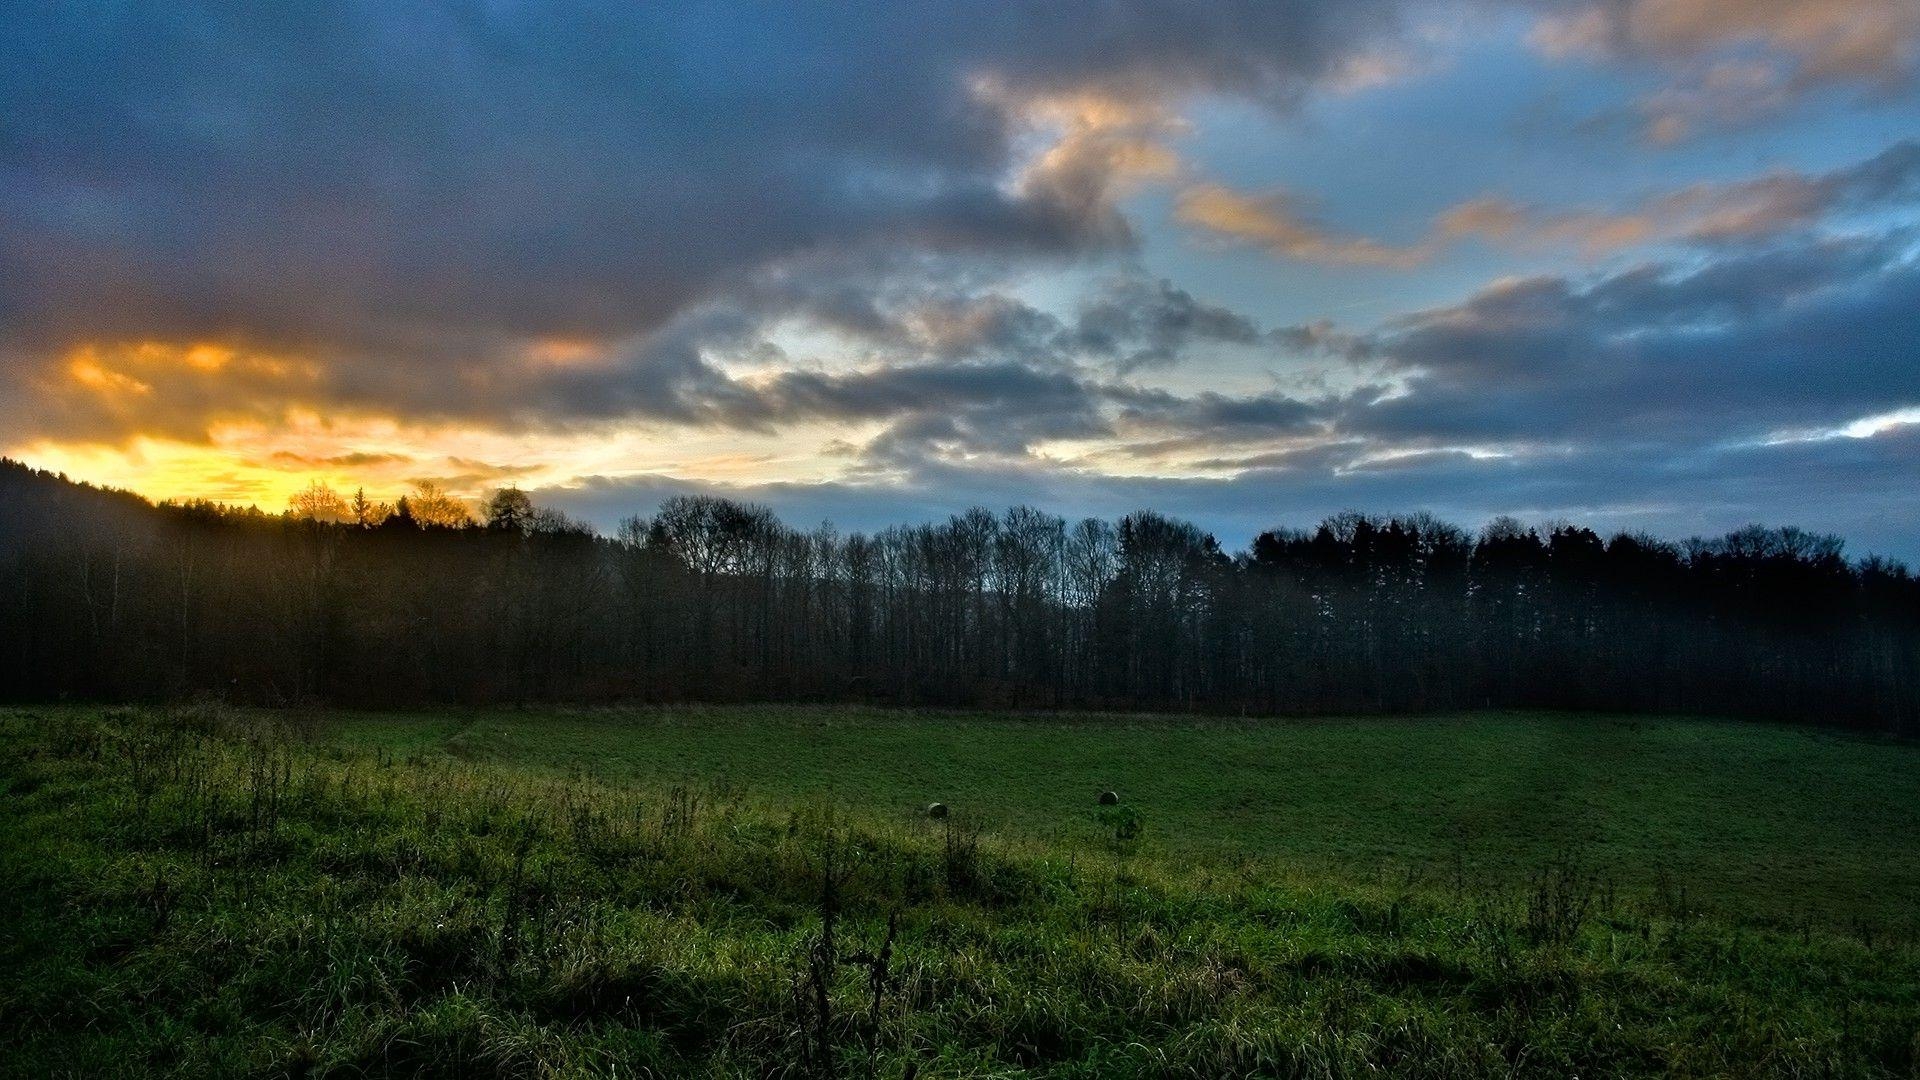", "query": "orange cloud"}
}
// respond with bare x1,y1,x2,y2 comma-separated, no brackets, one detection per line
66,349,155,396
1534,0,1918,83
525,336,609,367
1189,140,1914,269
7,387,879,516
1532,0,1918,141
42,340,315,434
1437,142,1915,254
1175,184,1427,267
1435,197,1657,255
976,78,1188,245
